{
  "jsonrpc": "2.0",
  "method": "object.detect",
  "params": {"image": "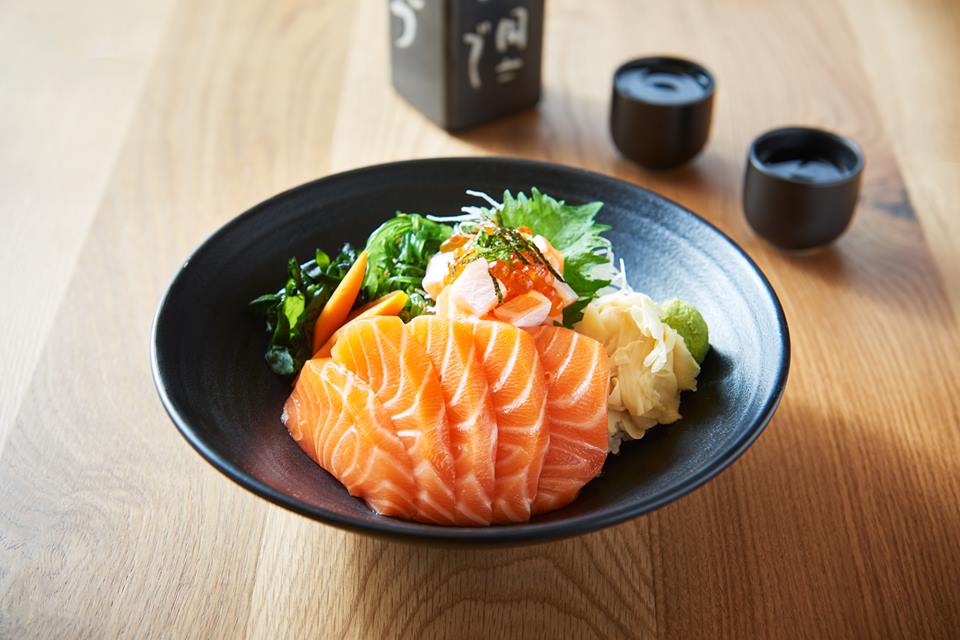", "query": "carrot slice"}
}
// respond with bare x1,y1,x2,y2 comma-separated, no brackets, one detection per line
346,290,409,322
311,250,368,353
314,290,409,357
